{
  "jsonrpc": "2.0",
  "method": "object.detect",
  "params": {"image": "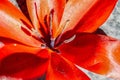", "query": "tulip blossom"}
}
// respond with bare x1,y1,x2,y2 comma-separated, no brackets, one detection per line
0,0,120,80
